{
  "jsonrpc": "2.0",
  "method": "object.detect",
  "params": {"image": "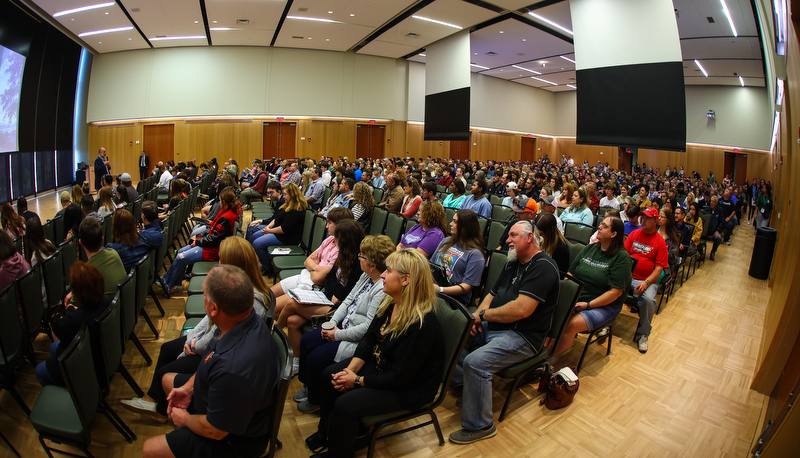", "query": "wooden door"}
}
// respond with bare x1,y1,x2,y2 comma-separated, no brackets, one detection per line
735,153,748,185
618,147,633,174
356,124,385,160
521,137,535,163
724,151,736,182
450,140,470,161
263,122,296,159
143,124,175,168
